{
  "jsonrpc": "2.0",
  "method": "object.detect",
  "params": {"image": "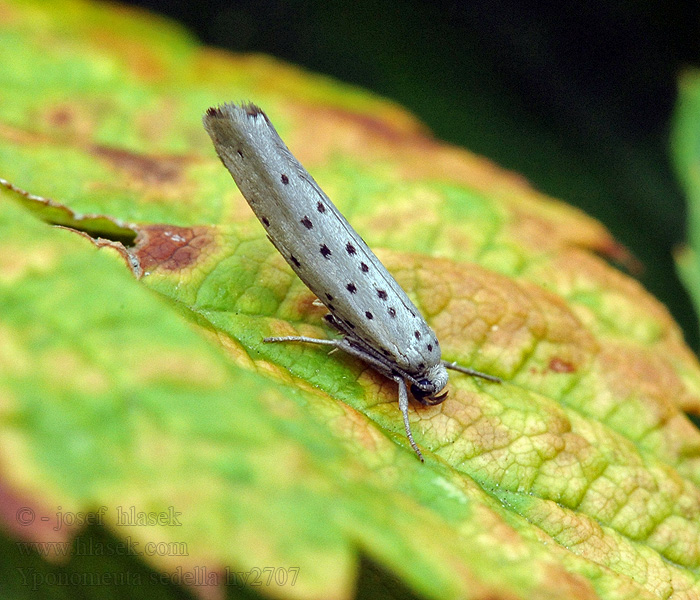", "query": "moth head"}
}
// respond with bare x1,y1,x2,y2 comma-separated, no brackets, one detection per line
410,363,449,405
